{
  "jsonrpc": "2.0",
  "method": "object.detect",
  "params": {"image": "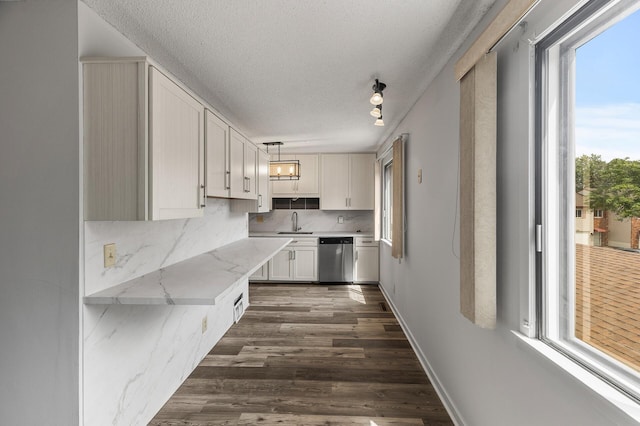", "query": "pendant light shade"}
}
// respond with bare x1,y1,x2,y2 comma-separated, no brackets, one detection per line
369,79,386,105
370,105,381,118
374,117,384,126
